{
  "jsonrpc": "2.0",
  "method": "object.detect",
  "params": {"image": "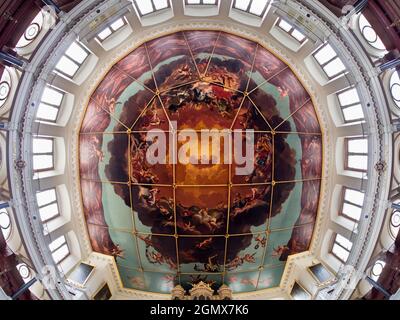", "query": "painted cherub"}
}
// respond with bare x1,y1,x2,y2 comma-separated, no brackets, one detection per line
89,136,104,162
254,235,266,249
272,245,290,257
110,244,125,259
277,86,289,98
104,97,122,114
